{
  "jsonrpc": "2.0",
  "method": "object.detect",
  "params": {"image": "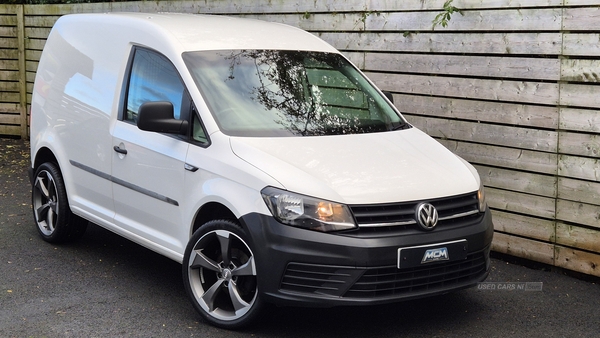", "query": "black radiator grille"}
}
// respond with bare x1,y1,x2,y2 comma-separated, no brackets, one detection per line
345,252,486,298
280,252,487,299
